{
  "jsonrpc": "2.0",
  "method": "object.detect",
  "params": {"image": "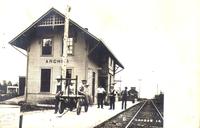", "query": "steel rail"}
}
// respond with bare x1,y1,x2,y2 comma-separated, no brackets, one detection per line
150,99,164,120
125,100,147,128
